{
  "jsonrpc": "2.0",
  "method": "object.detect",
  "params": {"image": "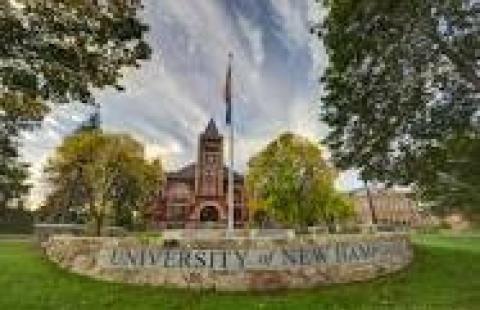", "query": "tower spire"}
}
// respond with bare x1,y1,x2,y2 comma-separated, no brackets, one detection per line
204,118,219,137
